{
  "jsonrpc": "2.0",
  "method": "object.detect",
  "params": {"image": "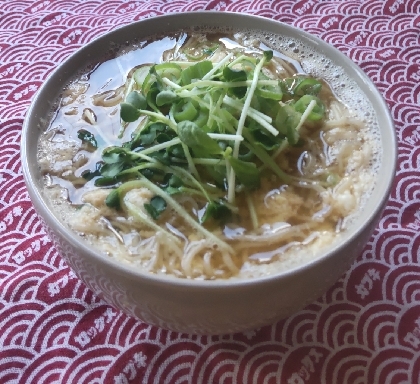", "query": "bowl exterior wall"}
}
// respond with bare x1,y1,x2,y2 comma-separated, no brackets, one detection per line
39,209,380,334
